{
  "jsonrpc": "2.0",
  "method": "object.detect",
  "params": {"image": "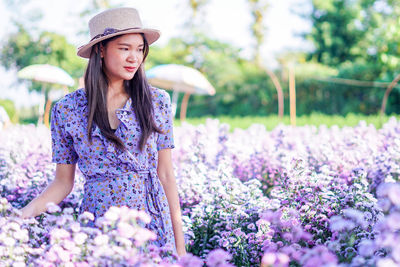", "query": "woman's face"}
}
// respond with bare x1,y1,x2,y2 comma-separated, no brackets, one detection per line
101,33,144,83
